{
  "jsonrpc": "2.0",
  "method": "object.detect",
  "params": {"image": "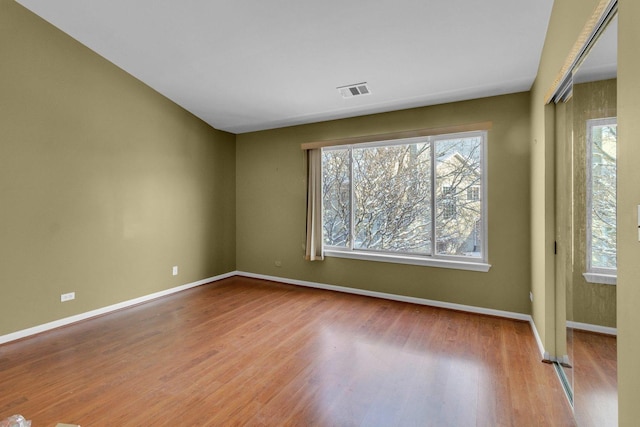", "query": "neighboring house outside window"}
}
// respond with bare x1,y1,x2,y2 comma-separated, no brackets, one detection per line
441,185,457,220
468,186,480,201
